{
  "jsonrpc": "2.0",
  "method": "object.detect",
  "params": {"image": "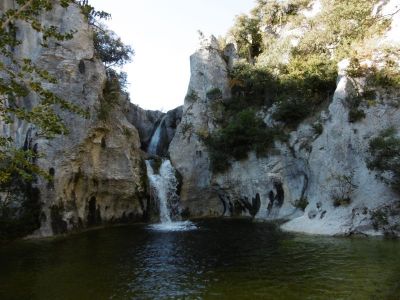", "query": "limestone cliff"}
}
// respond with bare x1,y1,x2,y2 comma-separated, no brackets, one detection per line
0,1,150,238
2,0,400,240
169,36,232,217
169,0,400,236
